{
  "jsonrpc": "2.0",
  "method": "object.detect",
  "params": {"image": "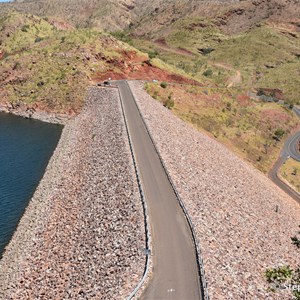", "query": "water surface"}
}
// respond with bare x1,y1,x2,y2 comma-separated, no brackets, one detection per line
0,112,62,257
